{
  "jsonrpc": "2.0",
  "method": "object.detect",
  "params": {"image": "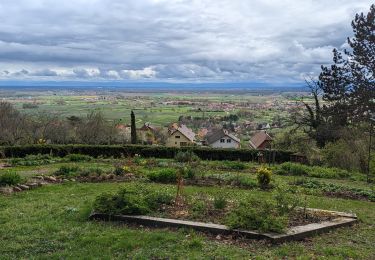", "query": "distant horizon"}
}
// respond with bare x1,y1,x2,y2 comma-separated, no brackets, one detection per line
0,80,307,92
